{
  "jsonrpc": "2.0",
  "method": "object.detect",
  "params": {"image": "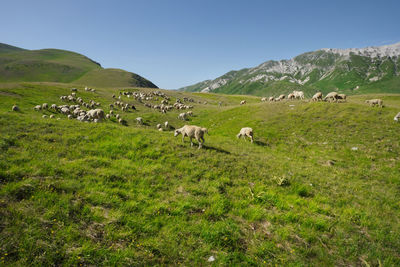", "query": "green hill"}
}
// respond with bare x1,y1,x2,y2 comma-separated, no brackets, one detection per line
0,43,157,88
0,82,399,265
180,43,400,96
